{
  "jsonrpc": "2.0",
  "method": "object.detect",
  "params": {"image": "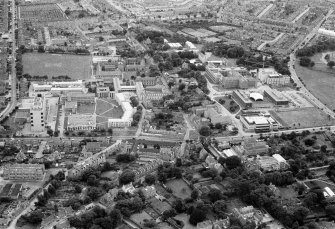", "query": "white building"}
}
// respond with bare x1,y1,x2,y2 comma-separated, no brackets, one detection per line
30,97,45,132
108,93,135,128
29,80,86,97
241,115,279,132
67,114,96,131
